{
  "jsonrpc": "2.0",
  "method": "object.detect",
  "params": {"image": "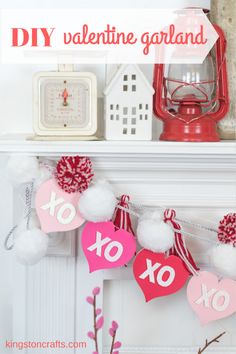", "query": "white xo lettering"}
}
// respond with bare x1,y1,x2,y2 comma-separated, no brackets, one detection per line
88,231,123,263
139,259,175,287
41,191,76,225
195,284,230,312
